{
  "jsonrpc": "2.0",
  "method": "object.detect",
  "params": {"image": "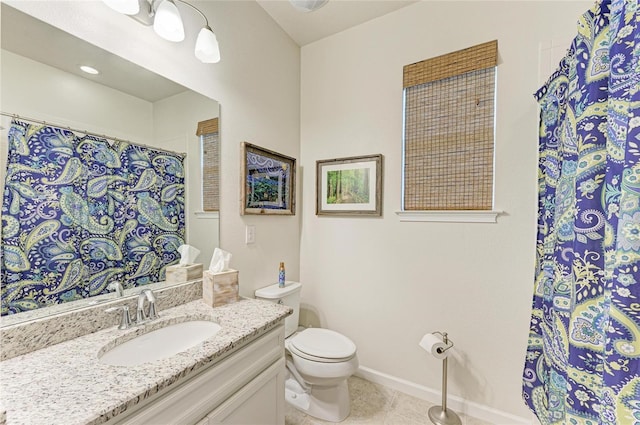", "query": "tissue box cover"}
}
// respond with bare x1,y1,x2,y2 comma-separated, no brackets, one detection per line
203,269,239,307
166,264,203,284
